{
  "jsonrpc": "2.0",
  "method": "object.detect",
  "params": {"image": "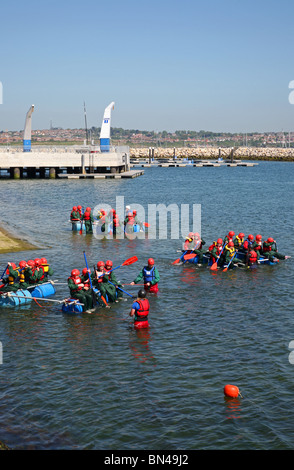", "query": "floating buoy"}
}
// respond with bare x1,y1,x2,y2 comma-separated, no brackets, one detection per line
224,384,240,398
